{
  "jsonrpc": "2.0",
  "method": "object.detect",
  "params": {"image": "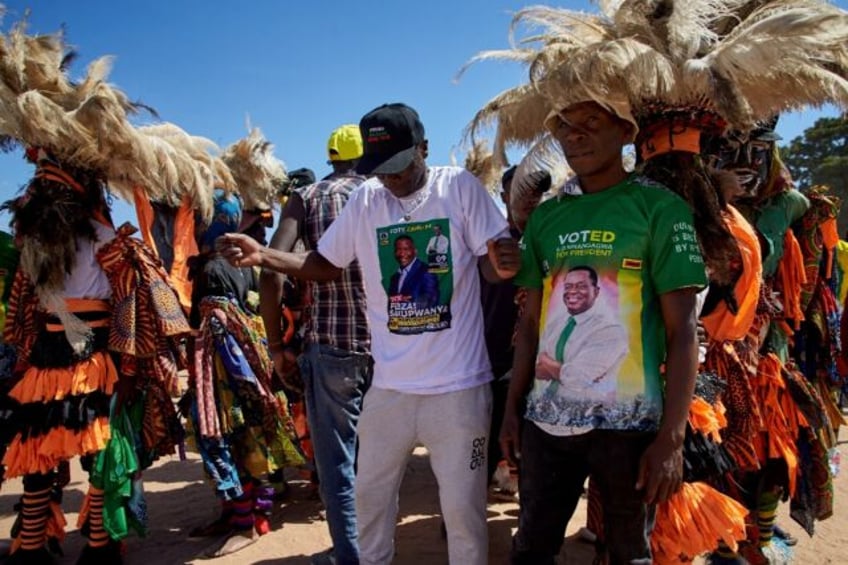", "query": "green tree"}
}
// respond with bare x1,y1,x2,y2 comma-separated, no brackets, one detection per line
781,115,848,233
